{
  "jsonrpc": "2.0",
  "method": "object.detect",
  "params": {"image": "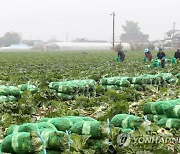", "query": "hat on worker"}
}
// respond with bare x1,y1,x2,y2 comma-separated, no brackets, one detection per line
144,48,149,53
